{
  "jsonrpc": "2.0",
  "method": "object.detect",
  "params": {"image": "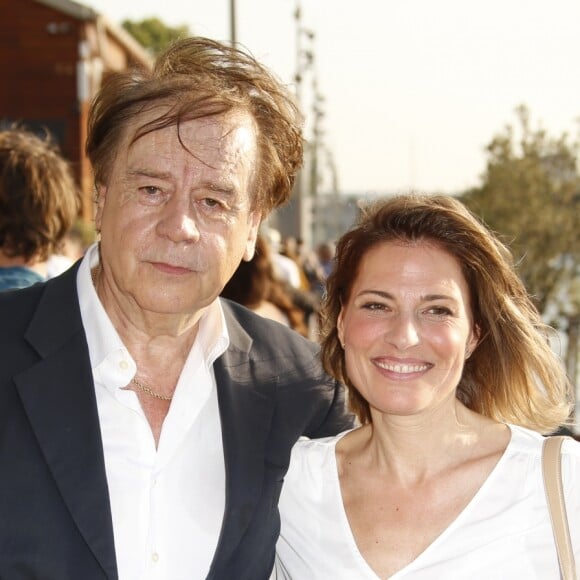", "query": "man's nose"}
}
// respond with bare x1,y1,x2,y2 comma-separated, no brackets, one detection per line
157,198,200,243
